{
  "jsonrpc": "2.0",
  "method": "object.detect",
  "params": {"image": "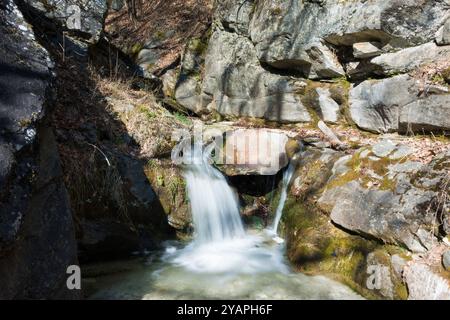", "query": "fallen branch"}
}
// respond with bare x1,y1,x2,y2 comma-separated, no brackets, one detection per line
317,120,345,148
87,143,111,167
